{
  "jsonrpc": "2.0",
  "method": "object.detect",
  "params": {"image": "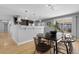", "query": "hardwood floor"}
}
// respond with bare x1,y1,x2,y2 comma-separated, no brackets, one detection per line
0,32,35,54
0,32,79,54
